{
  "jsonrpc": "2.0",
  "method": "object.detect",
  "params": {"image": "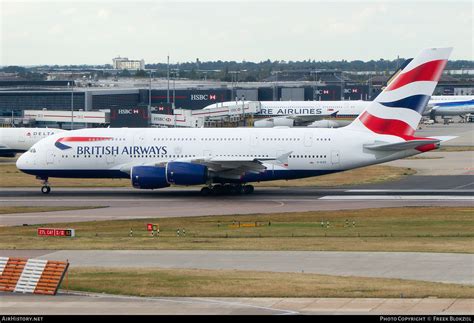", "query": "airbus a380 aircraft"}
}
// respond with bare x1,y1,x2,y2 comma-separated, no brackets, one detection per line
17,47,454,195
0,128,66,157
